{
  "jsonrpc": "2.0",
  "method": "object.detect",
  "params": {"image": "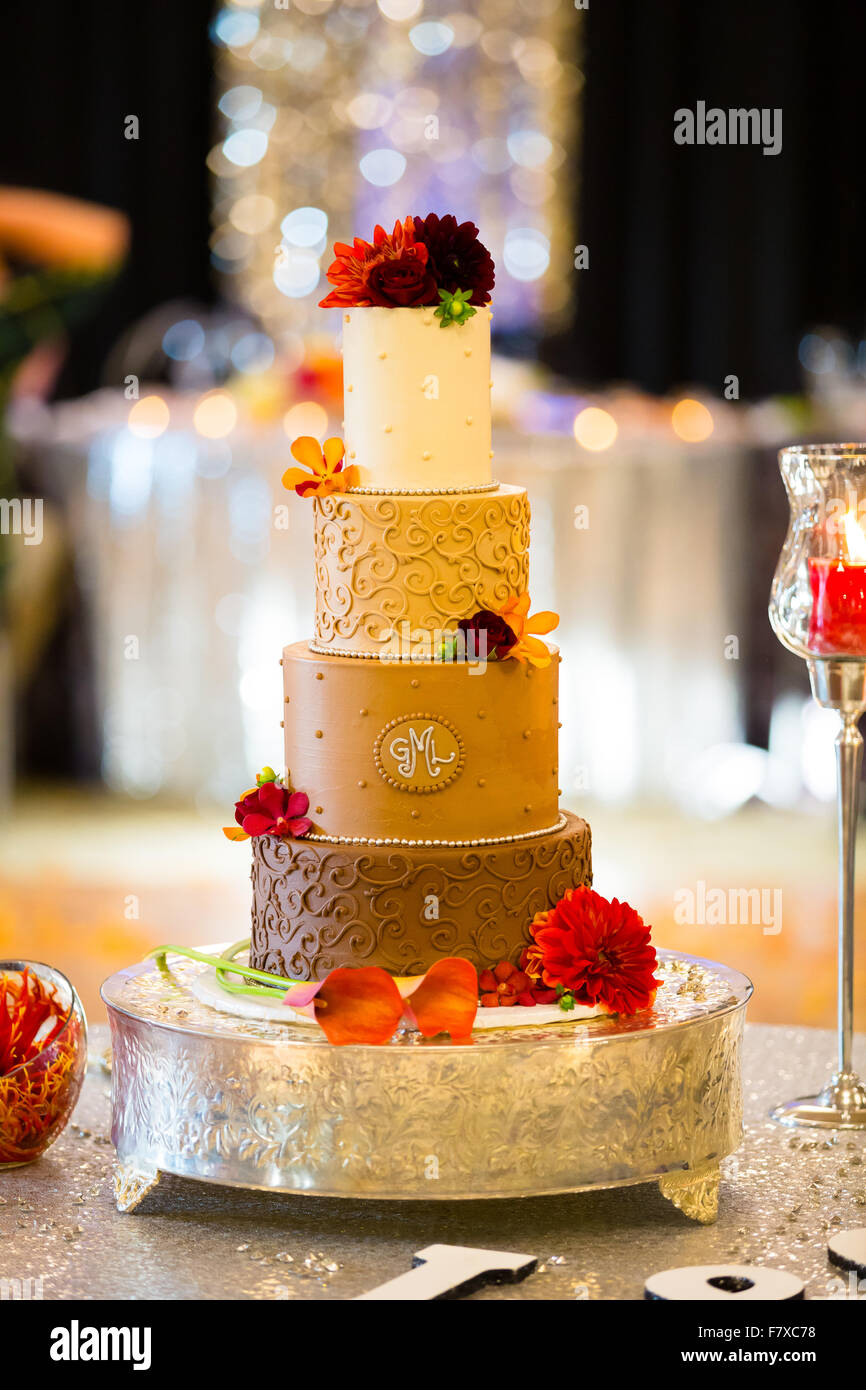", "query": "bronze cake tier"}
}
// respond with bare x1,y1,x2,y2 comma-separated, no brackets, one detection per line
249,810,591,980
282,640,561,843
